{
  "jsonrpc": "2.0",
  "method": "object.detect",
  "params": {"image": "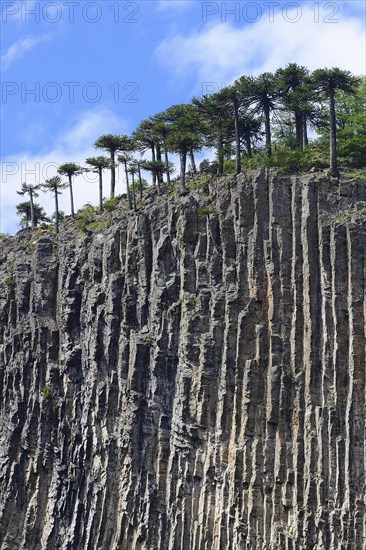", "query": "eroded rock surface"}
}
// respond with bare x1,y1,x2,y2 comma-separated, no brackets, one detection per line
0,170,365,549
